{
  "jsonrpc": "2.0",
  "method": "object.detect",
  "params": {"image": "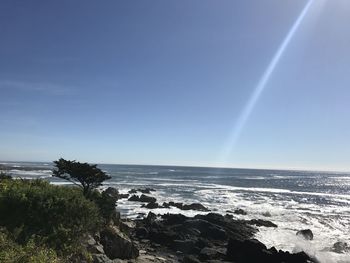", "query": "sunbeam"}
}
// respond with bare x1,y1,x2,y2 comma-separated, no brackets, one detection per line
220,0,315,163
